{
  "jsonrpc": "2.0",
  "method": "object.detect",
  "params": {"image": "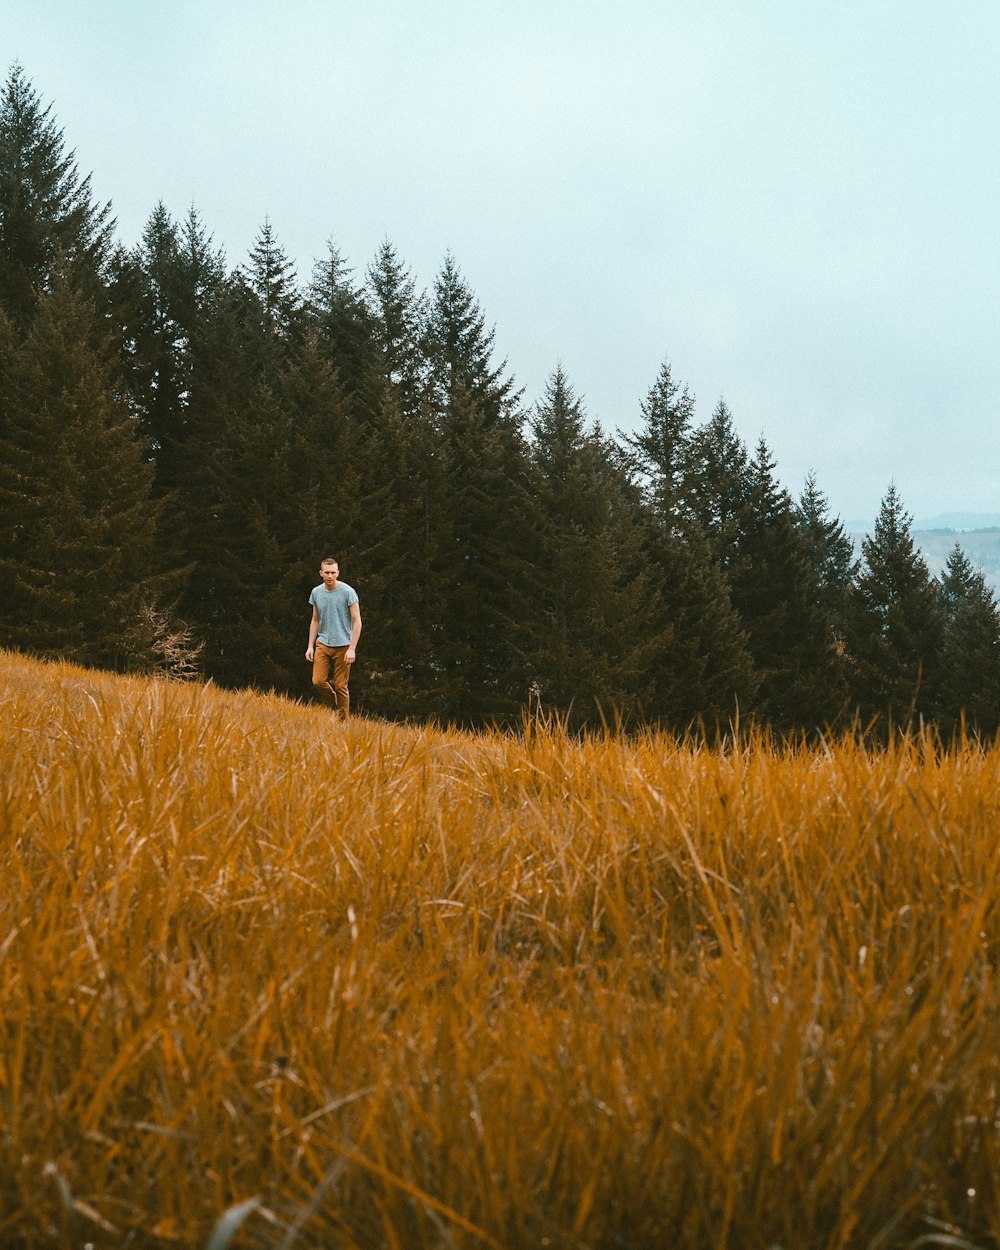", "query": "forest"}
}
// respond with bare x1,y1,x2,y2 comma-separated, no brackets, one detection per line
2,62,999,736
